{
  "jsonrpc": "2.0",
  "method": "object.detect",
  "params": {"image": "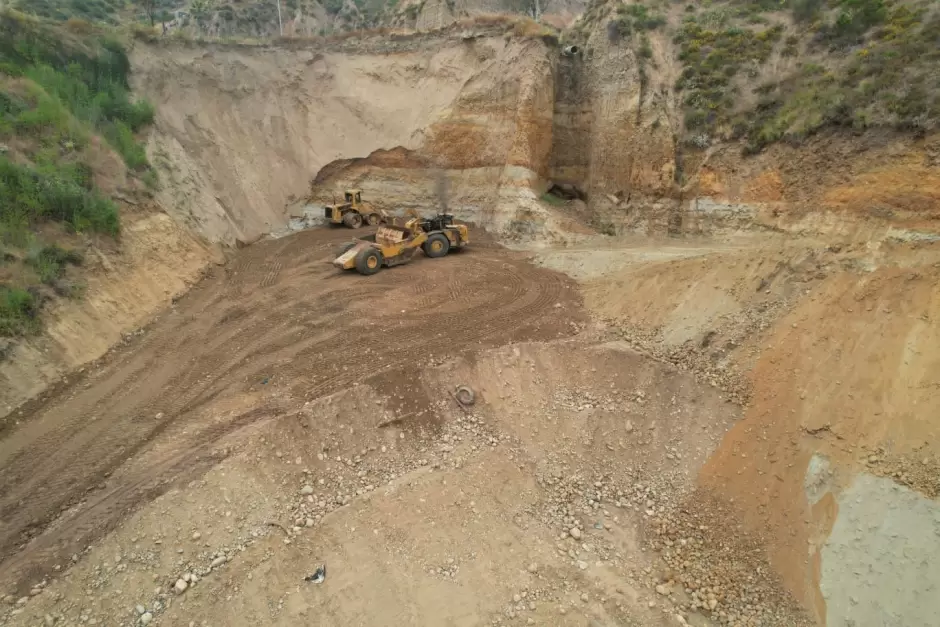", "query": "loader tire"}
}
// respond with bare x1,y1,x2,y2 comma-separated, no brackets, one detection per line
343,212,364,229
423,233,450,258
355,247,383,275
366,213,382,226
